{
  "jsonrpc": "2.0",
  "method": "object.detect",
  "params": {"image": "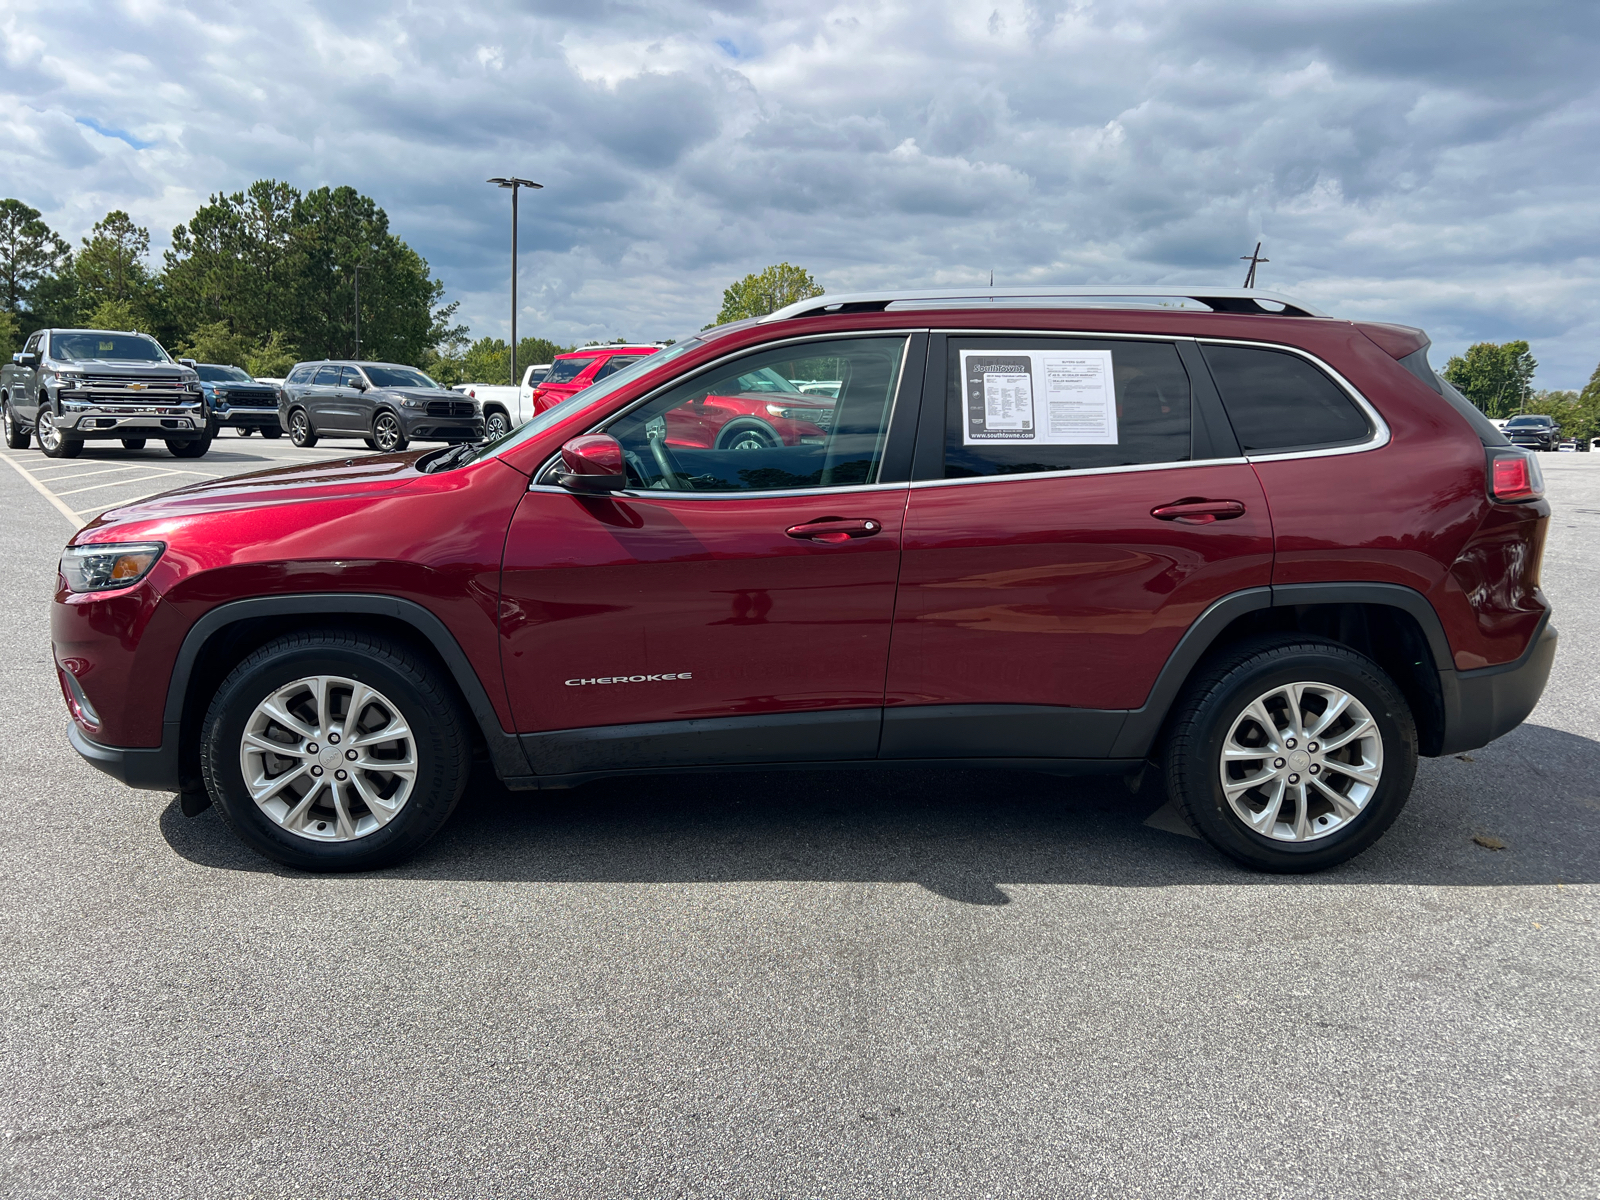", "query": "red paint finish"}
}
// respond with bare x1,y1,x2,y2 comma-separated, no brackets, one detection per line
56,453,531,747
530,347,660,414
499,486,908,733
886,464,1273,710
